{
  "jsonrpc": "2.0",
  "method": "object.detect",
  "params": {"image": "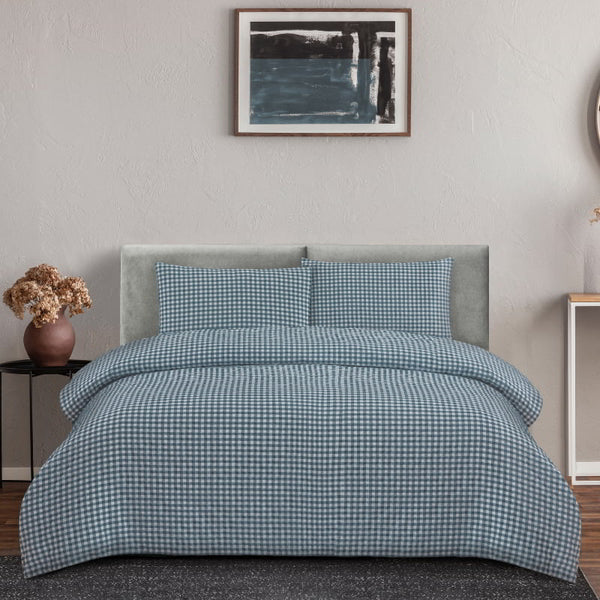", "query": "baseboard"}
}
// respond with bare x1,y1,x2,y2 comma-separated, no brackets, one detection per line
5,464,597,480
576,462,600,476
1,467,39,481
